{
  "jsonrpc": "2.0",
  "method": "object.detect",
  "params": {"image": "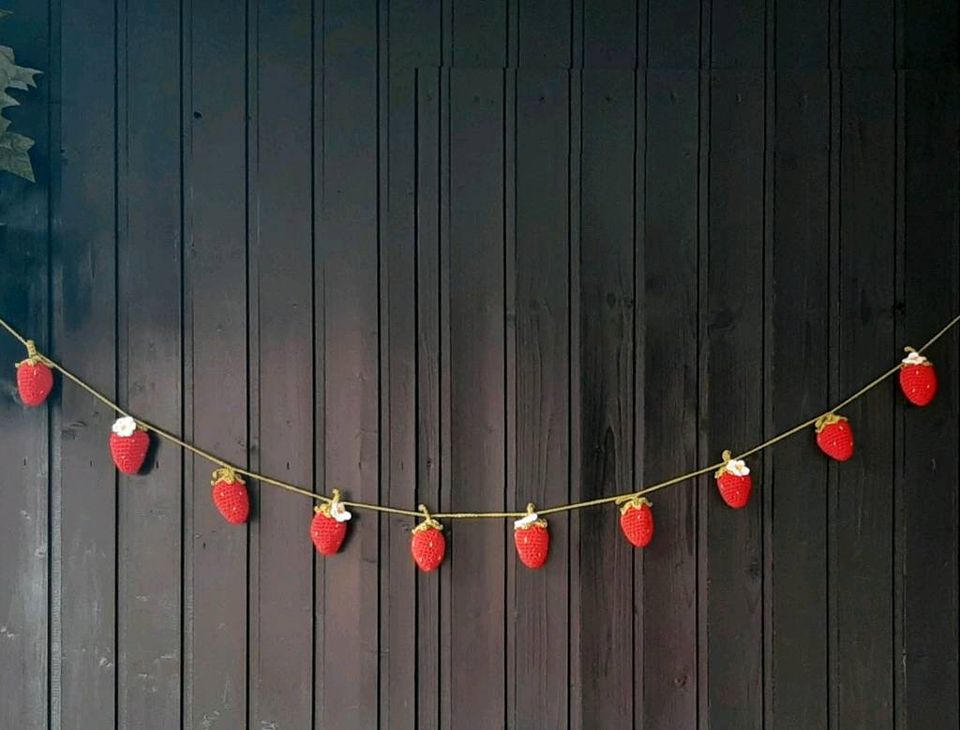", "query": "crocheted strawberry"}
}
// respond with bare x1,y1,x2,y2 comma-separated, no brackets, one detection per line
619,496,654,547
311,489,351,555
411,506,445,572
211,467,250,524
899,348,937,407
815,413,853,461
109,416,150,475
514,504,549,569
714,451,753,509
15,340,53,407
